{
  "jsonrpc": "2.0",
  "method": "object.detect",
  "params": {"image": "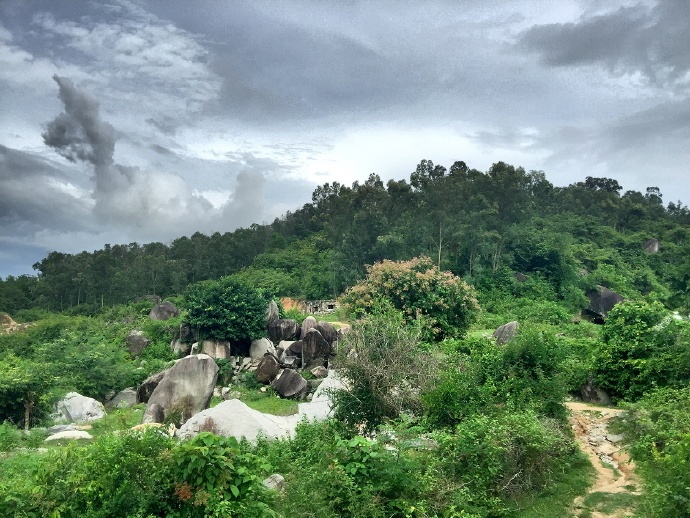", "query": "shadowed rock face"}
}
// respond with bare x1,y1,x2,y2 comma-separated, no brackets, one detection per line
301,328,331,368
586,286,624,323
271,369,308,398
268,318,299,343
255,354,281,384
126,330,150,357
141,354,218,424
316,321,338,346
137,369,169,404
